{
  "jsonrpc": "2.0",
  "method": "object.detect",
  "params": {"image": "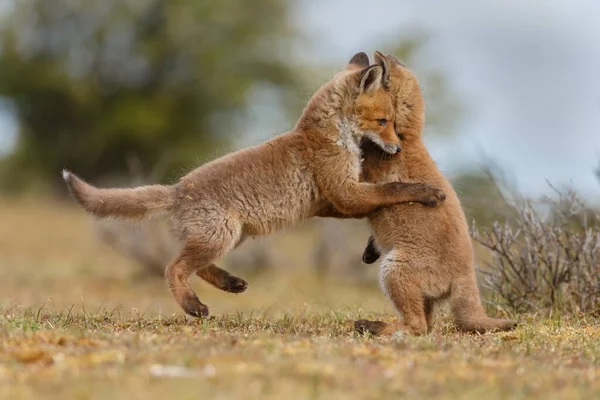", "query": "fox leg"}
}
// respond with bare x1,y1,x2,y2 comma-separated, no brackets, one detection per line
424,298,435,333
356,257,428,336
196,264,248,293
195,235,248,293
380,257,429,335
165,220,241,318
355,297,432,337
362,235,381,264
316,182,446,218
355,319,398,336
450,272,517,333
